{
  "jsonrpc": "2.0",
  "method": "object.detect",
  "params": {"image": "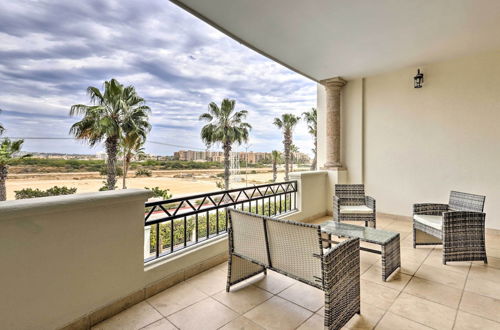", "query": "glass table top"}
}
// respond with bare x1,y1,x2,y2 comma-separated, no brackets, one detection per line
320,221,398,245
